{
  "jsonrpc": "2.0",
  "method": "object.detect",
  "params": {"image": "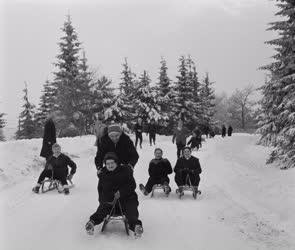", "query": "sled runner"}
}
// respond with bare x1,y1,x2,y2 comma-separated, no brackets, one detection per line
151,184,170,197
176,173,201,199
41,175,74,193
101,199,129,235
